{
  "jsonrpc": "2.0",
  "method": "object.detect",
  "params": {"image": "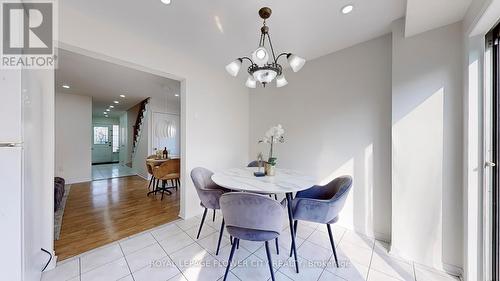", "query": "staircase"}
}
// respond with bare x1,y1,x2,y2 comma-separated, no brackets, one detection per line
131,98,150,161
